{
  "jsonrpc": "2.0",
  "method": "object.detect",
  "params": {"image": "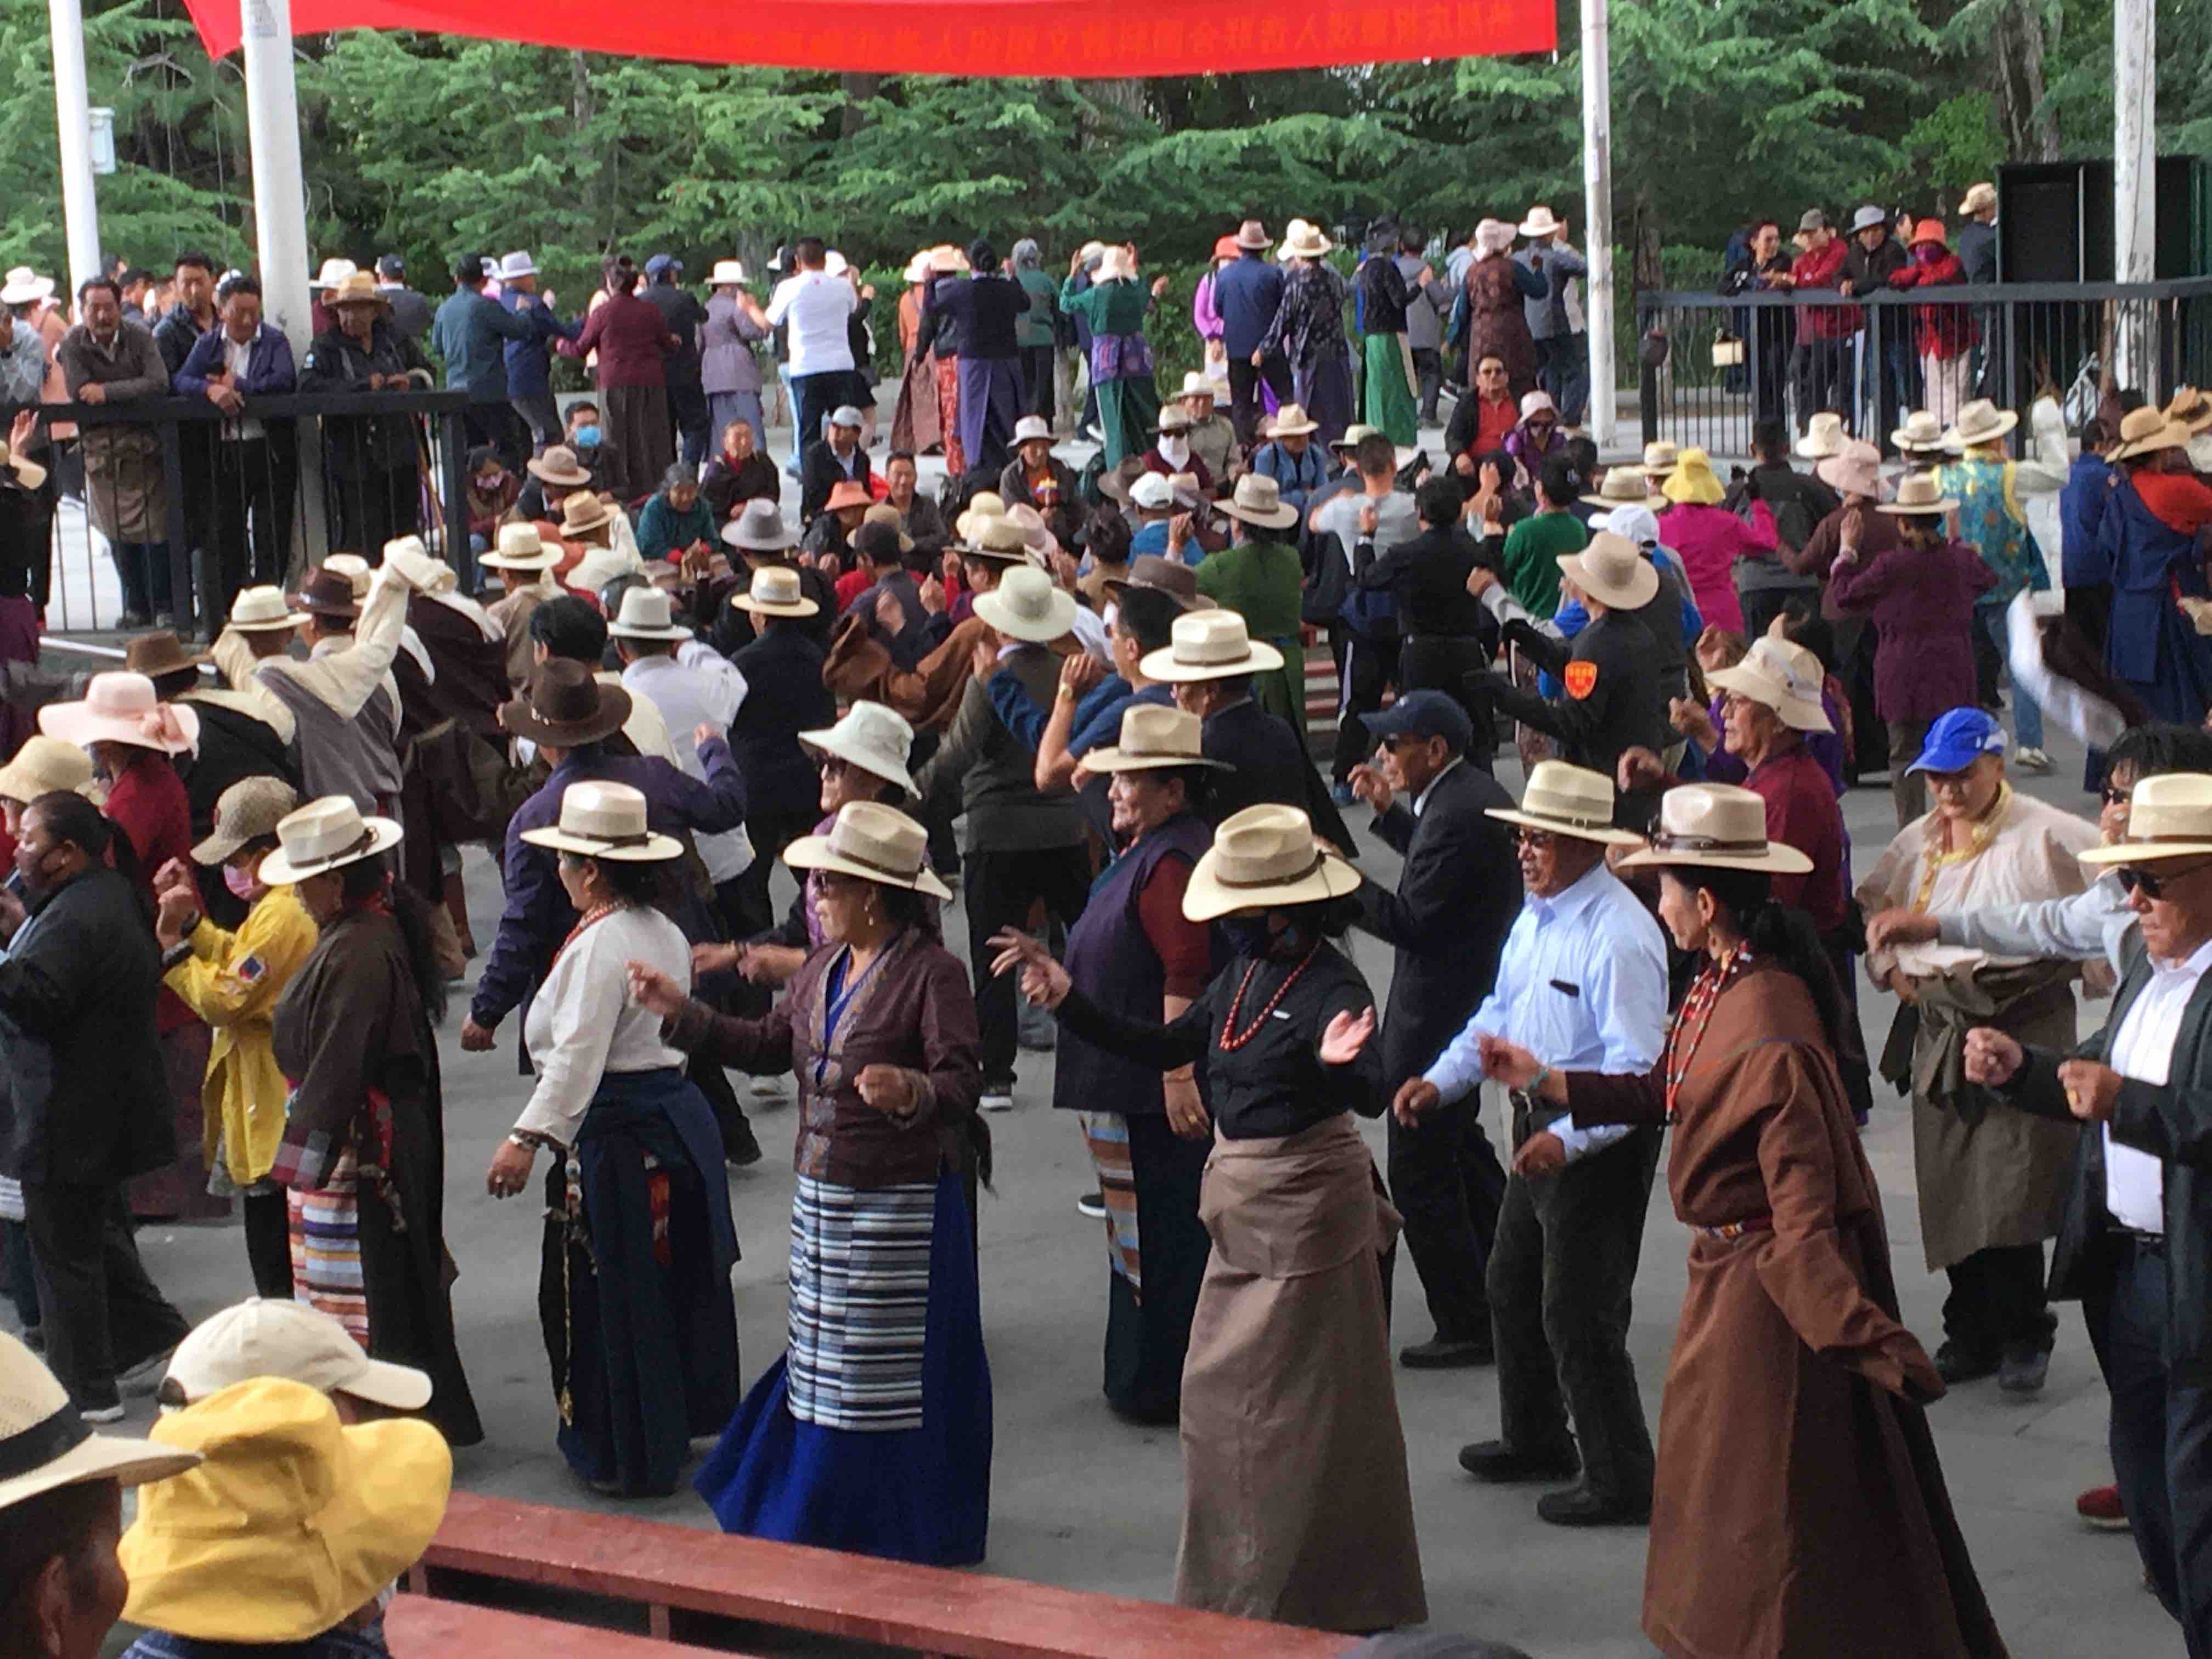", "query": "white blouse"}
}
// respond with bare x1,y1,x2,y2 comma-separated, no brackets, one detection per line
516,905,691,1147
